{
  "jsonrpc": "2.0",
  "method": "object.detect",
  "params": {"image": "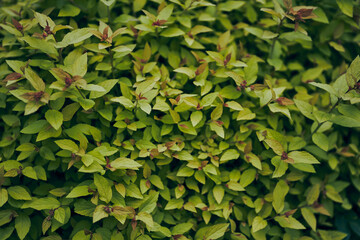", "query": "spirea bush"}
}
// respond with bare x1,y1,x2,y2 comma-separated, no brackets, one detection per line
0,0,360,239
